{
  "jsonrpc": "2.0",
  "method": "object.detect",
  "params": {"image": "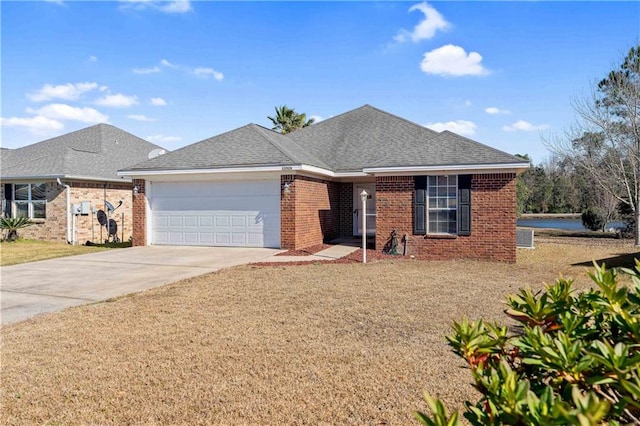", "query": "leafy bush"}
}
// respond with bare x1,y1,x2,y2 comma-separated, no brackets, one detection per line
581,207,606,232
0,216,33,242
416,262,640,426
